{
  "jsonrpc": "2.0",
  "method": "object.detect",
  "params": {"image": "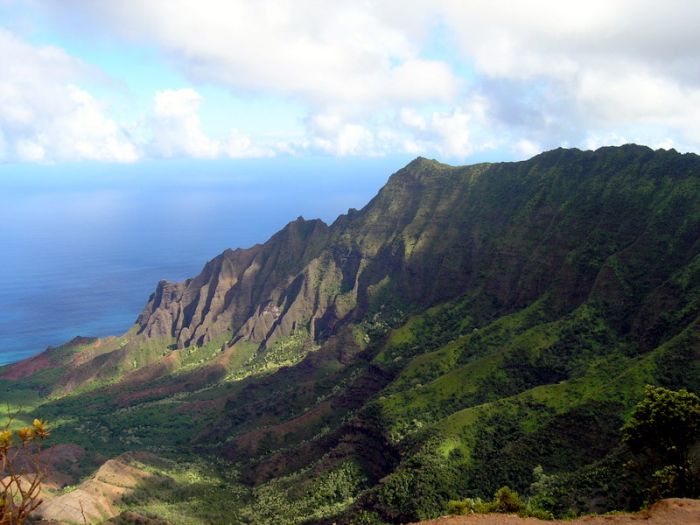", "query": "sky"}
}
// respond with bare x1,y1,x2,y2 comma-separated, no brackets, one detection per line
1,0,700,165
